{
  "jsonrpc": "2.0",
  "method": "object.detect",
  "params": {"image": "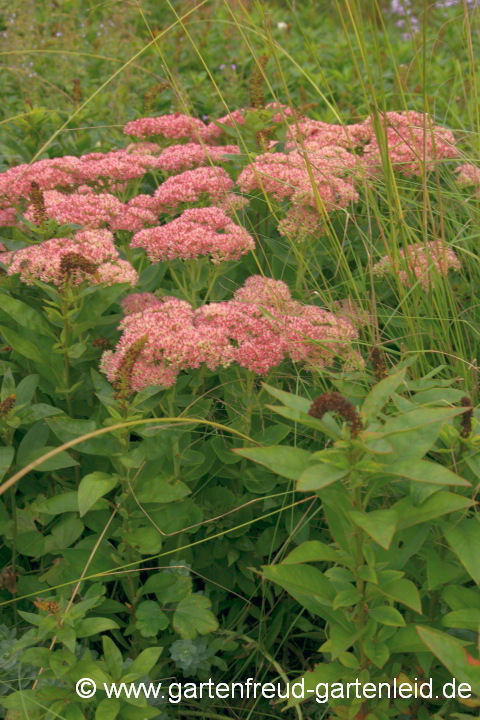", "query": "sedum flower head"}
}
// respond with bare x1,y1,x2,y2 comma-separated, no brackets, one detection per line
150,166,234,214
373,239,461,289
123,113,208,142
7,229,137,287
131,207,254,263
